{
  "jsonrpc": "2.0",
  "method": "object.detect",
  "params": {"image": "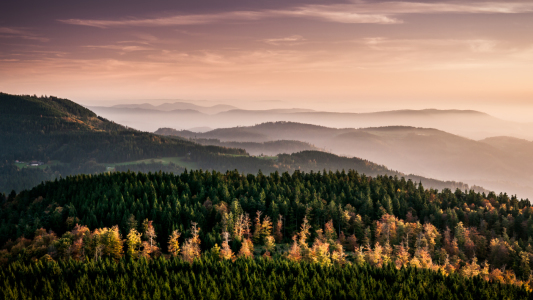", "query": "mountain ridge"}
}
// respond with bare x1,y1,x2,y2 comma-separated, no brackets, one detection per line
110,101,237,114
157,121,533,199
91,105,533,139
